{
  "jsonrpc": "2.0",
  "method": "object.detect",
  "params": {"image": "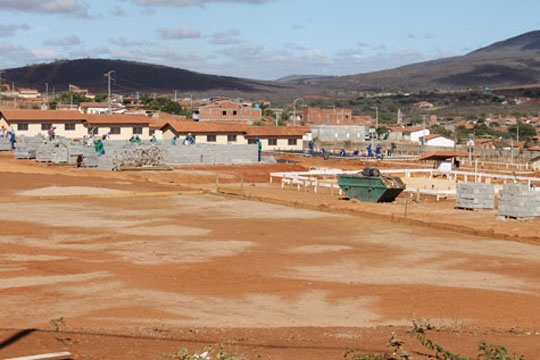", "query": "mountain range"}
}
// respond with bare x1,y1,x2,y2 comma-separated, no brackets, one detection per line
2,30,540,100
